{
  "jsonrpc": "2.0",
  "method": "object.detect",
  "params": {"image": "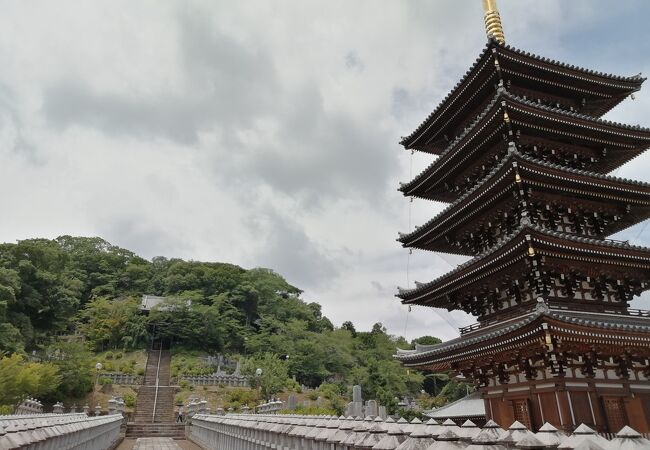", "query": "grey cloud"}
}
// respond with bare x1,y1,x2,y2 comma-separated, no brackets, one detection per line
345,51,364,72
246,207,339,289
43,81,206,144
227,83,400,208
391,86,431,123
96,216,189,261
42,7,280,145
0,83,41,164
